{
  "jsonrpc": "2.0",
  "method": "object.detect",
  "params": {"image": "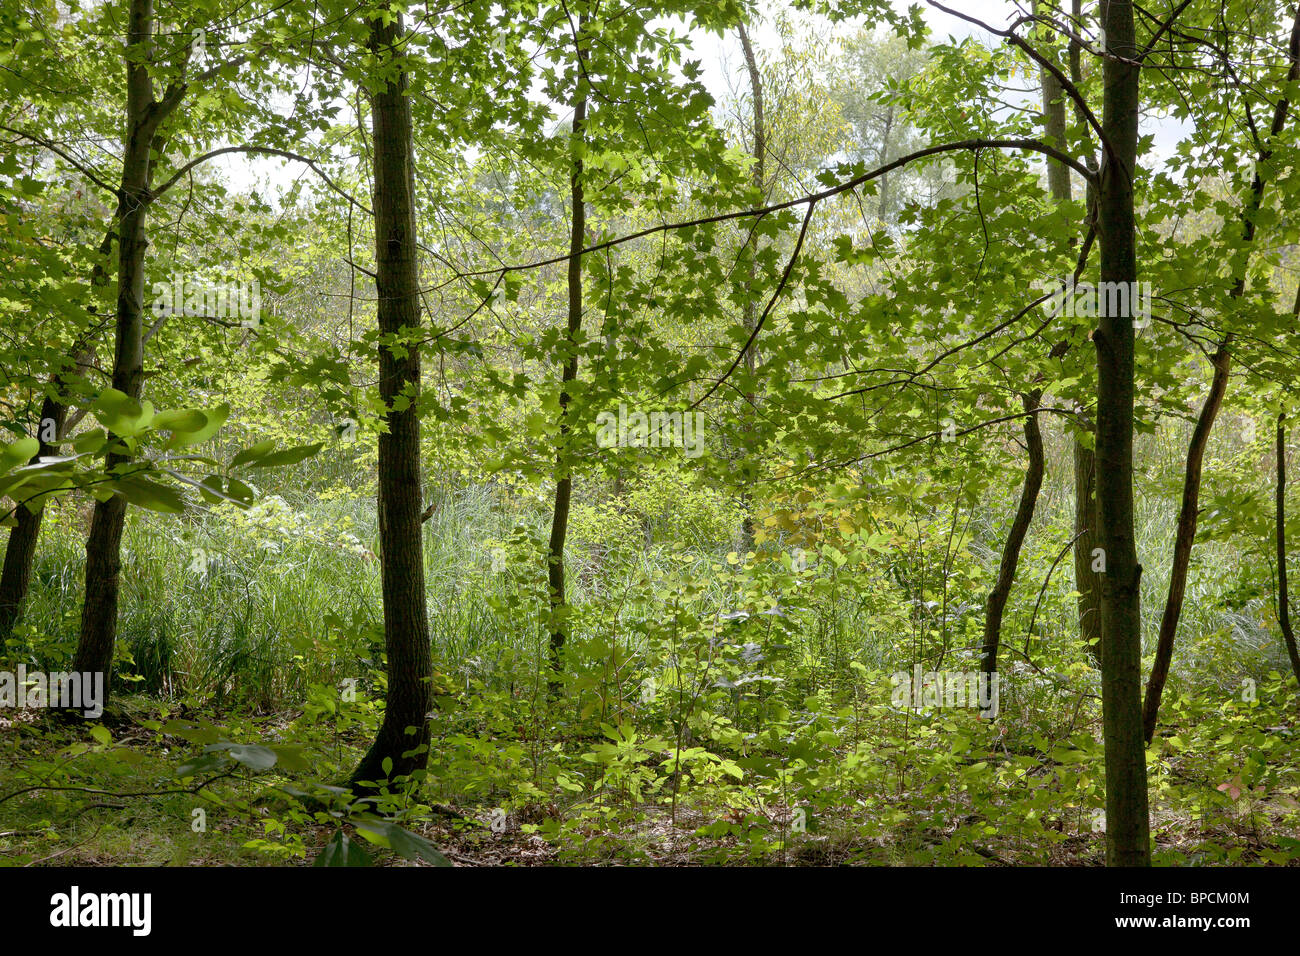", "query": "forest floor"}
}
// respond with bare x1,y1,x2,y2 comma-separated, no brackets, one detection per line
3,696,1297,867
